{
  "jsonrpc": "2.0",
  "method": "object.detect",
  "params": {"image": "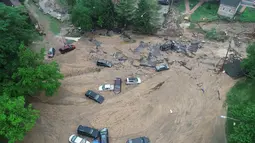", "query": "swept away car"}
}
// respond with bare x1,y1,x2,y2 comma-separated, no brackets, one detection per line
77,125,99,139
69,134,90,143
99,84,114,91
96,59,112,68
126,77,141,85
126,137,150,143
59,44,76,54
85,90,104,104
